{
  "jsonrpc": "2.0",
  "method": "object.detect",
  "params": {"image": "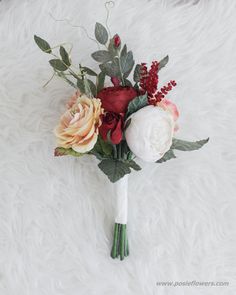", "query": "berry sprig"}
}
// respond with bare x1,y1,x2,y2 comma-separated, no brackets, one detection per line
139,60,176,105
